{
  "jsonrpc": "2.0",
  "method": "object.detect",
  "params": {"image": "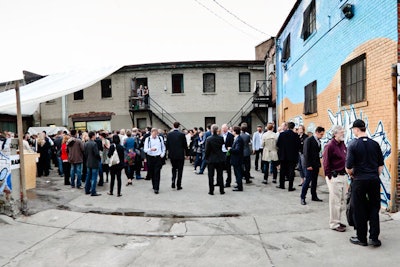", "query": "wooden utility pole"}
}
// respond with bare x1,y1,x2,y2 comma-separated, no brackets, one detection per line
15,81,28,214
